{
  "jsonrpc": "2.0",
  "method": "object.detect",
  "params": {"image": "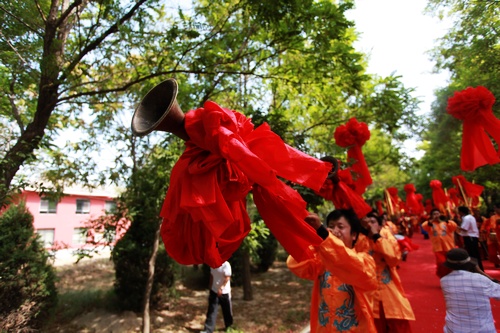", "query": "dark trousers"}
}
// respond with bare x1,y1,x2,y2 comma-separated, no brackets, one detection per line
463,236,484,271
204,290,233,333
